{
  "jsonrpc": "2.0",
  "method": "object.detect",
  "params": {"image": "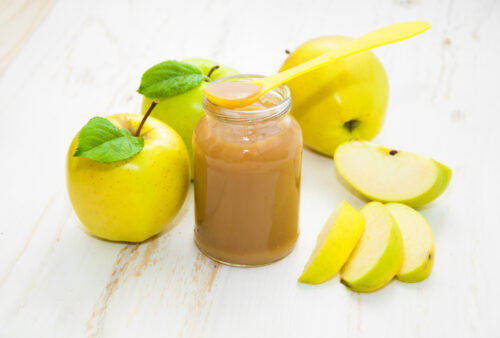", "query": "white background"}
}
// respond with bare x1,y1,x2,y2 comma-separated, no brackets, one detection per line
0,0,499,337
